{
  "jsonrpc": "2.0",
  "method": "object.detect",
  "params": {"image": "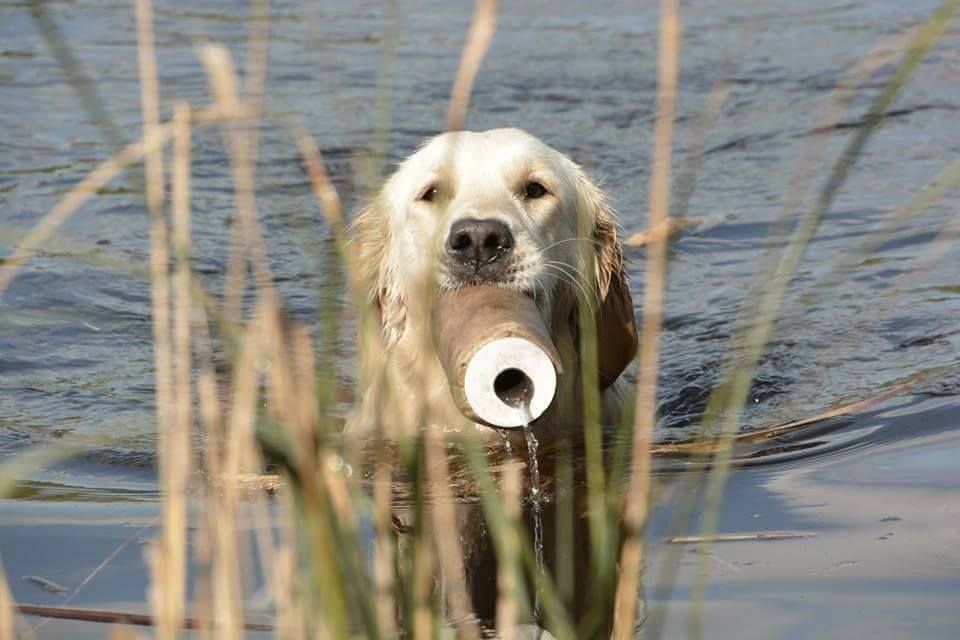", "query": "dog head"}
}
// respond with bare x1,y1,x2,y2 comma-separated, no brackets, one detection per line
353,128,637,390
